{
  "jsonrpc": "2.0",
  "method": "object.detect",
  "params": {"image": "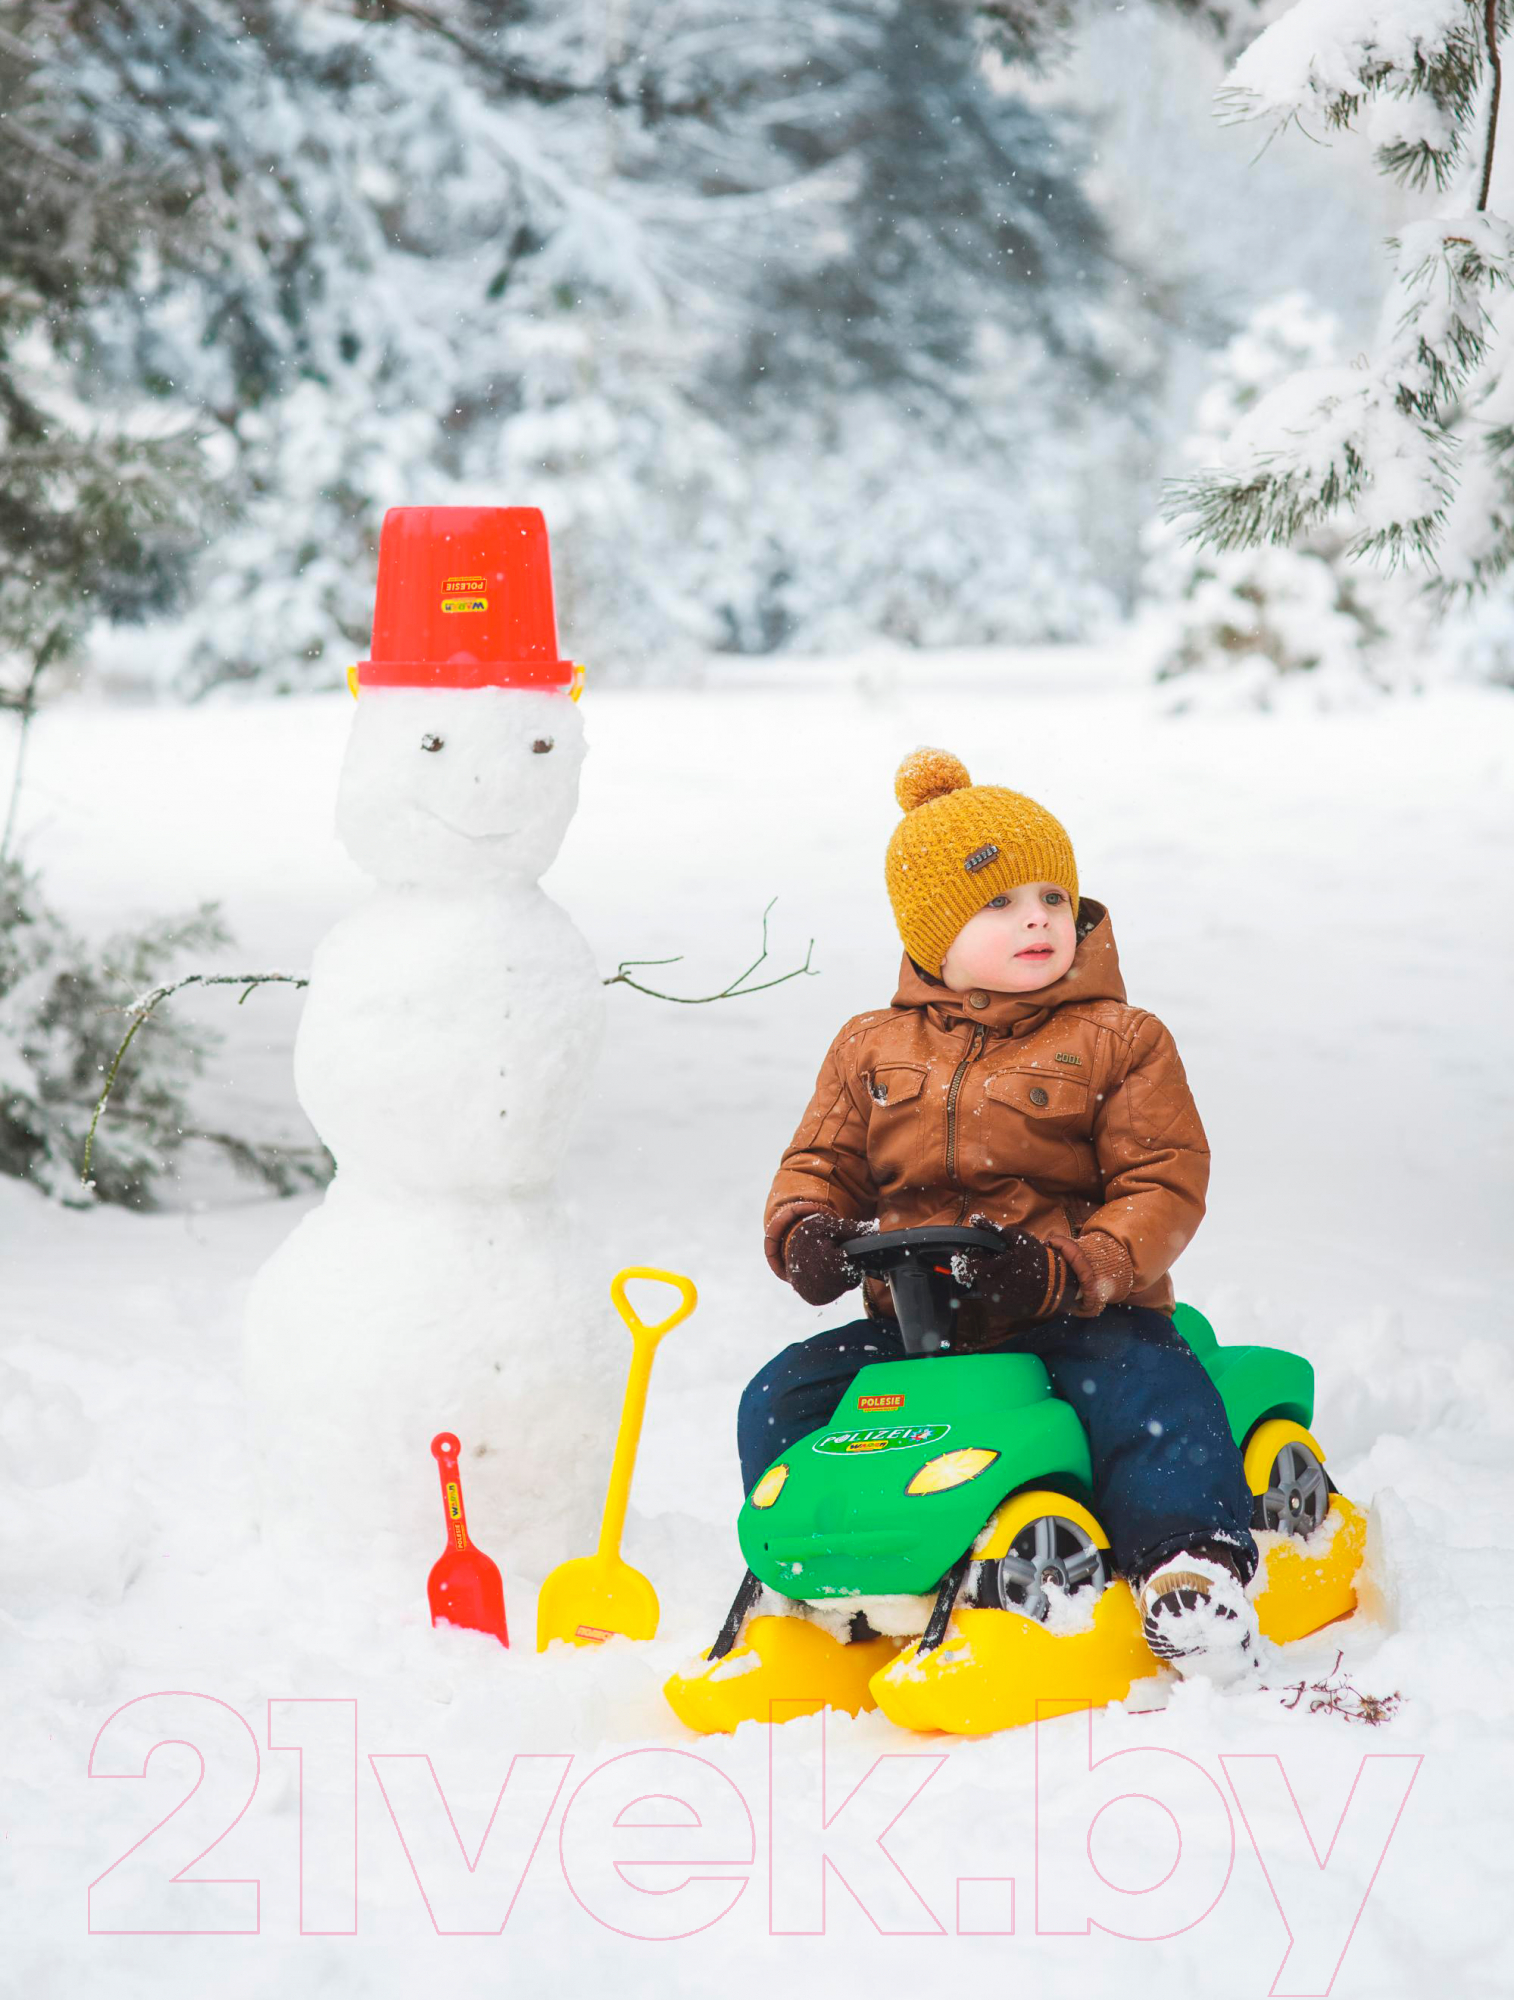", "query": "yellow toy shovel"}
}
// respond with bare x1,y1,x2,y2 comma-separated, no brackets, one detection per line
536,1266,697,1650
